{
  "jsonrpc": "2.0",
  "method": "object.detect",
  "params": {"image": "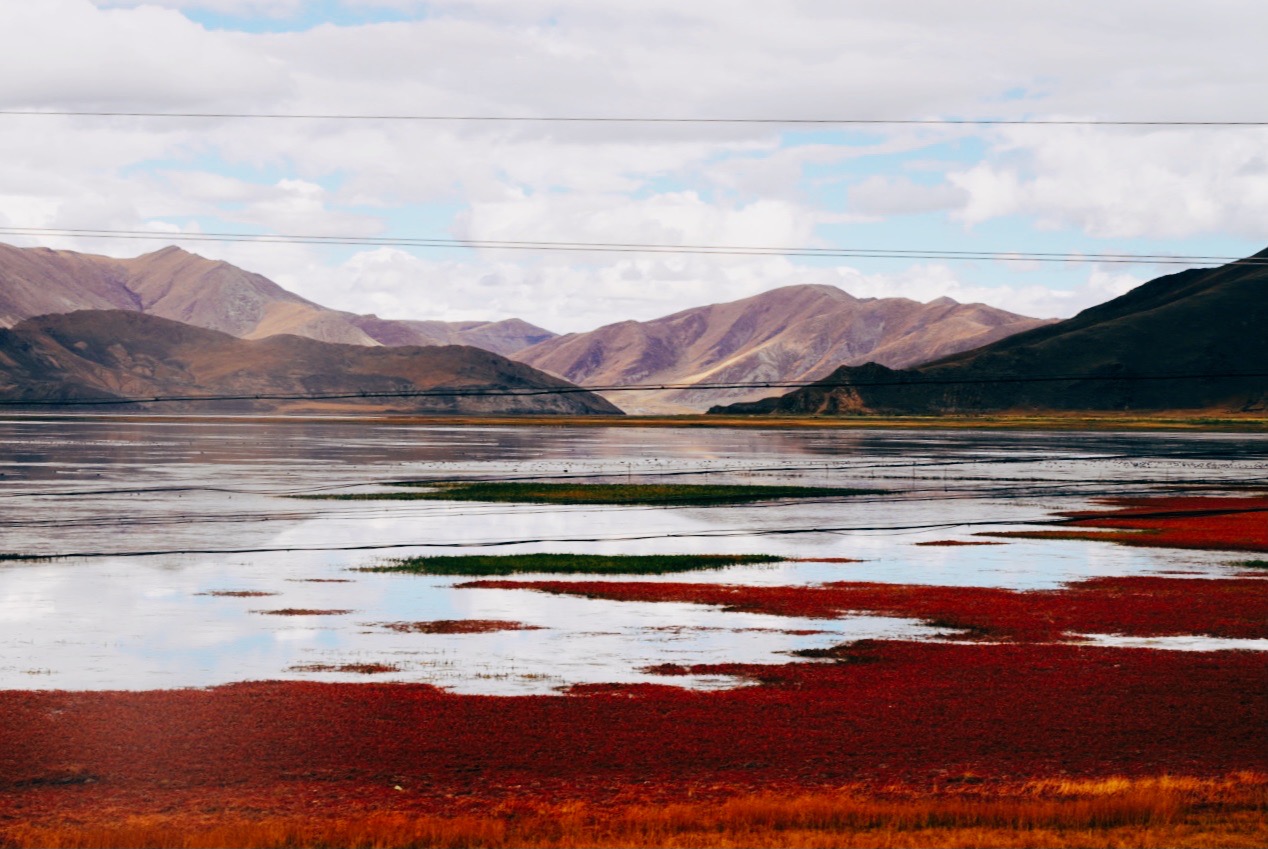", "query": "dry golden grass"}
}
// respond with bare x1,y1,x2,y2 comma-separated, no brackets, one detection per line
5,774,1265,849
